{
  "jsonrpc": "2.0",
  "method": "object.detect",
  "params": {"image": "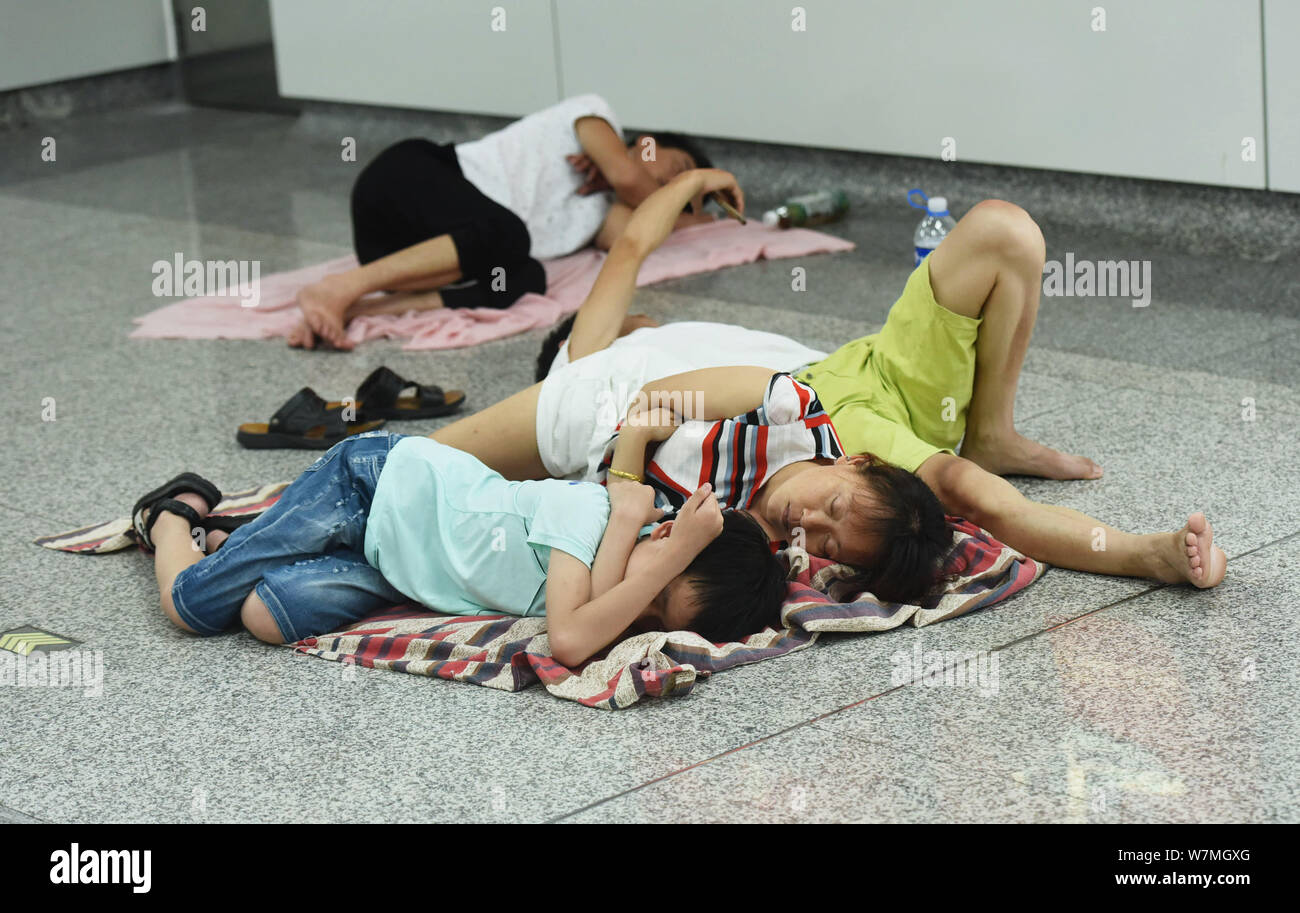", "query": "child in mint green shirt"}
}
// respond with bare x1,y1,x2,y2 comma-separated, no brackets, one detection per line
137,432,786,667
